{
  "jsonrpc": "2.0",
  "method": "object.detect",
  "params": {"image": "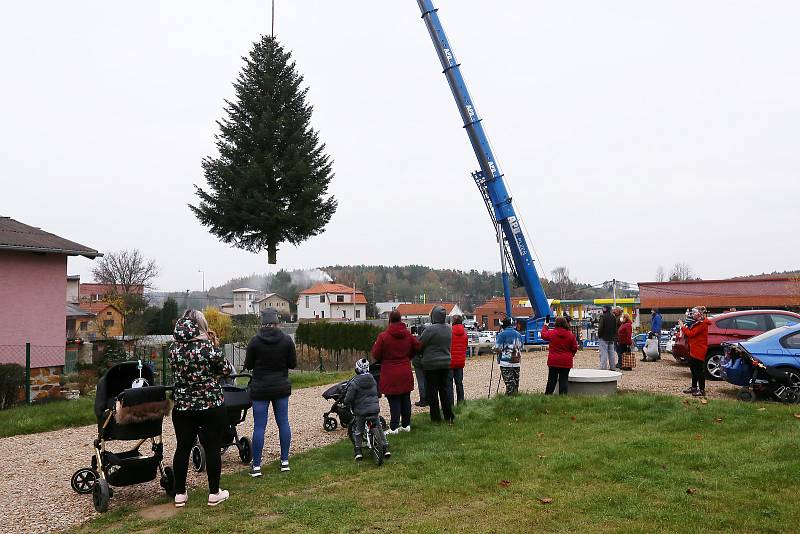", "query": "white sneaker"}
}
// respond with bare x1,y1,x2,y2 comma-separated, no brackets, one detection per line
280,460,290,472
400,425,411,433
385,428,400,435
250,465,262,478
207,489,229,506
174,493,188,508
